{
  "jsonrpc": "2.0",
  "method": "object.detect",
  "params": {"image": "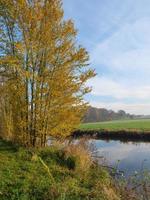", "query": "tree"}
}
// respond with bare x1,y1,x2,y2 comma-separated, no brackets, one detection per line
0,0,95,147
